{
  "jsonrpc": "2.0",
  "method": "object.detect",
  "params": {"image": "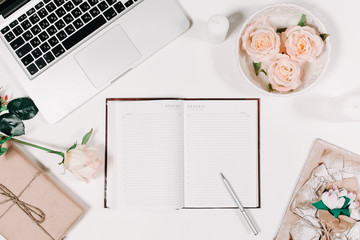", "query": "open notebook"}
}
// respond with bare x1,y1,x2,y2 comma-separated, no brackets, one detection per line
105,98,260,209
